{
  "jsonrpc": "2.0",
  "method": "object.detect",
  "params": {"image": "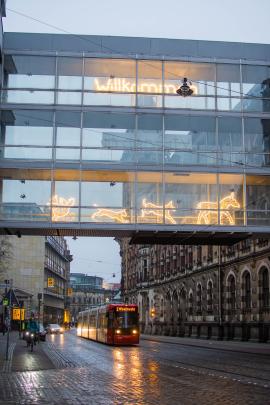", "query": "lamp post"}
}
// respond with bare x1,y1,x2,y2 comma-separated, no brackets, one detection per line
37,293,42,329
